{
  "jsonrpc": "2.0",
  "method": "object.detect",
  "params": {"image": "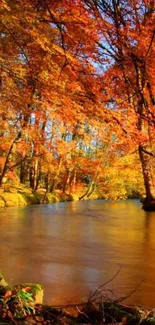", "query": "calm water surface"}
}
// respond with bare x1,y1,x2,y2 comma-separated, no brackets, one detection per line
0,199,155,307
